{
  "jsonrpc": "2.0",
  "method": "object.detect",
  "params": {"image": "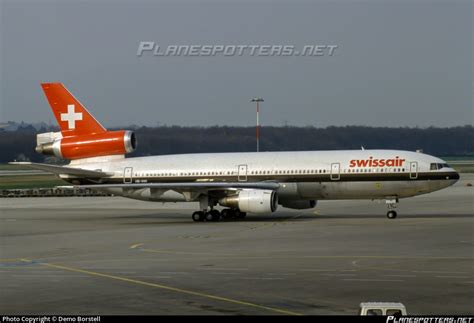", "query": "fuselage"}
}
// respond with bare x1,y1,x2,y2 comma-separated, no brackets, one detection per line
65,149,459,203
